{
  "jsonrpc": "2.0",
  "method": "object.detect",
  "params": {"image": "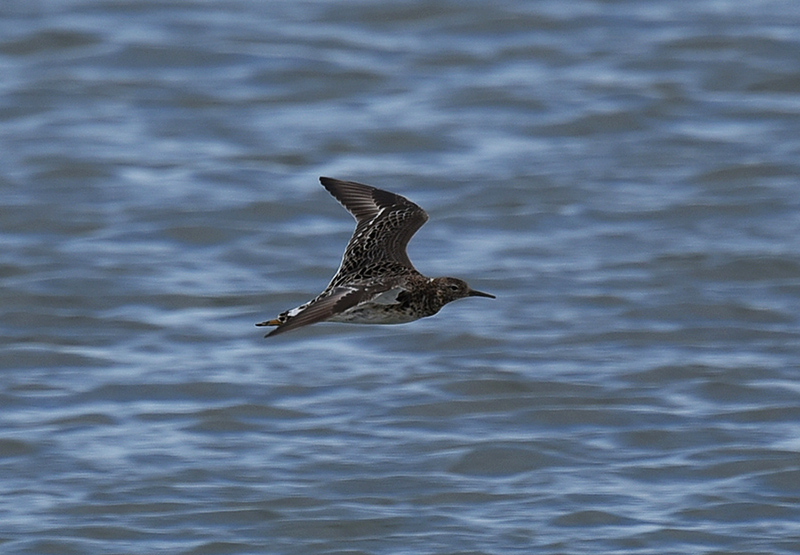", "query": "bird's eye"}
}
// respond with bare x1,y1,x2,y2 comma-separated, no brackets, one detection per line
448,284,460,291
